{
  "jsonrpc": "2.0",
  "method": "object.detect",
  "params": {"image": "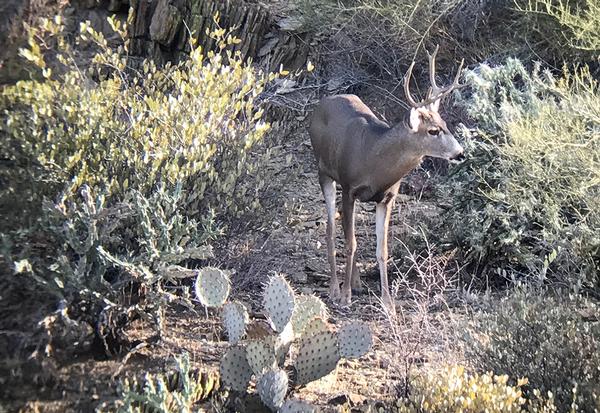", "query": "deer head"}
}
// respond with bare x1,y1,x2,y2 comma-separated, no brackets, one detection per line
404,45,465,161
